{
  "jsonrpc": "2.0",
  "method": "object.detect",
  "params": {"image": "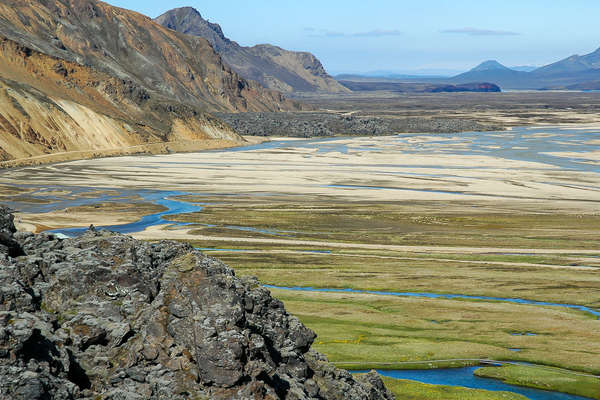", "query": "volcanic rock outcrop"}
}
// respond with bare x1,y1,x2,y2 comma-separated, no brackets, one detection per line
155,7,349,94
0,0,306,165
0,206,394,399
